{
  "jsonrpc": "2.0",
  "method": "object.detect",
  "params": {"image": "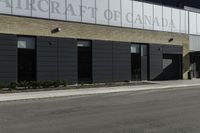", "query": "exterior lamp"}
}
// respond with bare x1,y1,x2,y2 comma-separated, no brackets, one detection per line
168,38,174,42
51,27,61,33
